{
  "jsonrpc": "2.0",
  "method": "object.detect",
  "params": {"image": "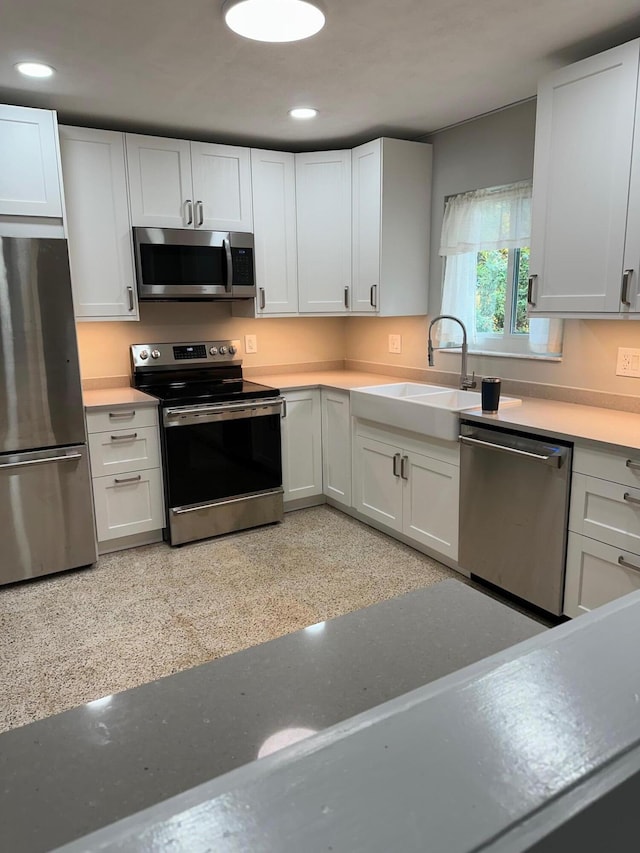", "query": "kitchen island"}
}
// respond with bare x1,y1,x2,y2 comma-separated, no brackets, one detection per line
0,580,543,852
